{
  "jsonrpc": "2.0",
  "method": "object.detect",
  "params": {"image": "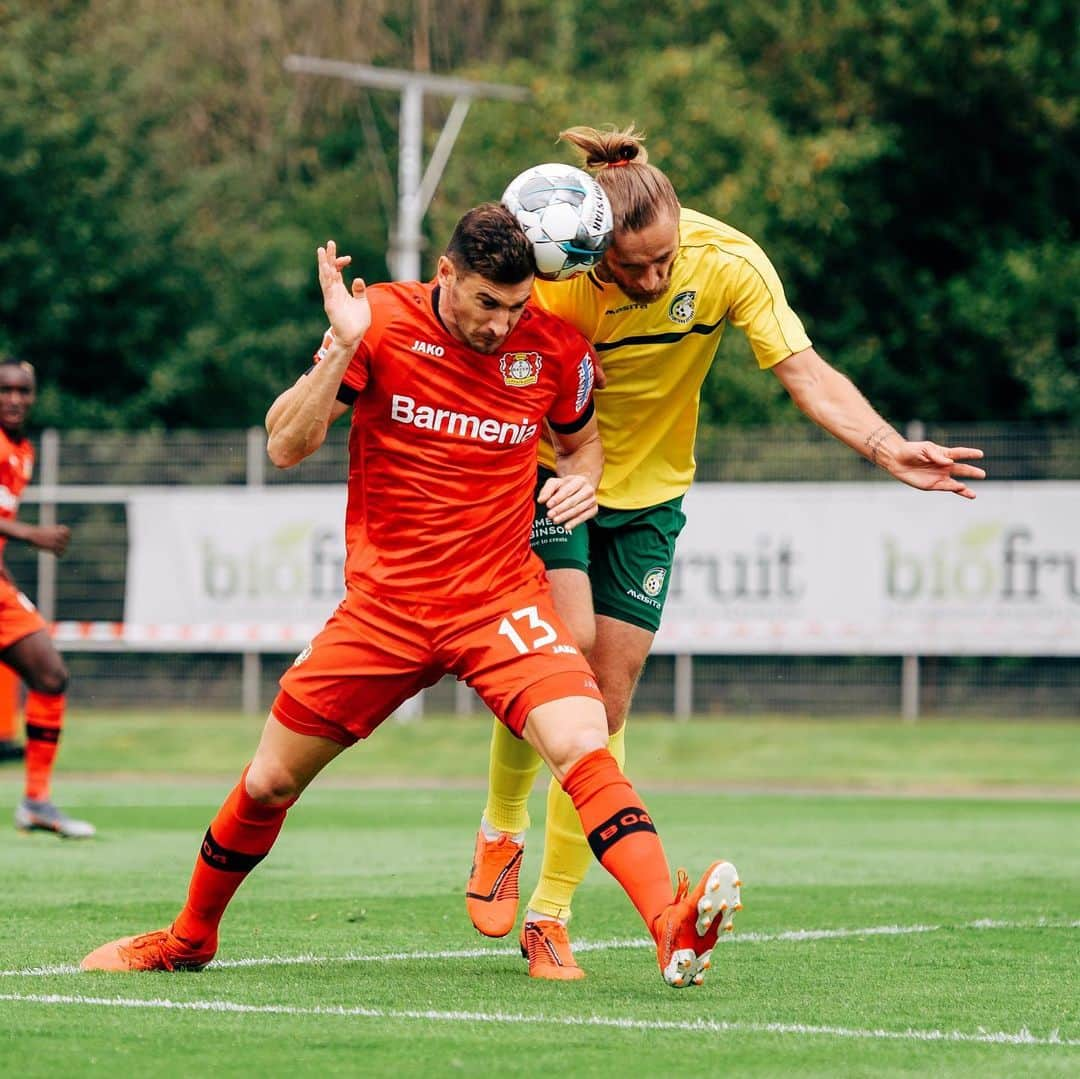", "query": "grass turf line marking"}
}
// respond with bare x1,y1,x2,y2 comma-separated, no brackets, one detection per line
0,992,1076,1048
3,918,1076,979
